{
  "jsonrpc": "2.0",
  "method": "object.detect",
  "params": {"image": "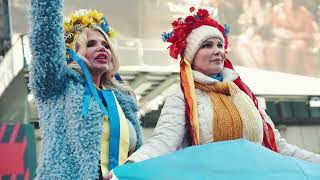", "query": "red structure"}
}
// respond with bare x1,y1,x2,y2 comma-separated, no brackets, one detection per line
0,123,36,179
